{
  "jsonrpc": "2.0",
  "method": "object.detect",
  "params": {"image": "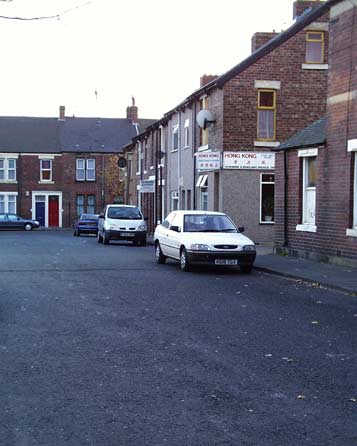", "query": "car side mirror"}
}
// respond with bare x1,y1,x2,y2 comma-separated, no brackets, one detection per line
170,225,180,233
238,226,245,233
98,214,105,219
